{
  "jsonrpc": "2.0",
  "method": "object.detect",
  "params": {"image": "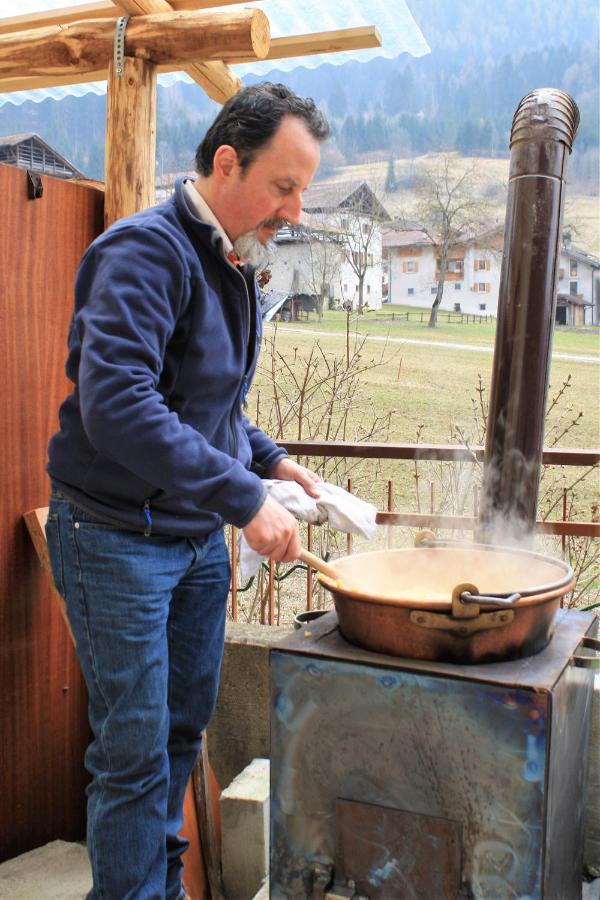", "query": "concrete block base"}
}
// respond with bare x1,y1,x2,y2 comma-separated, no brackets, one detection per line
220,758,270,900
